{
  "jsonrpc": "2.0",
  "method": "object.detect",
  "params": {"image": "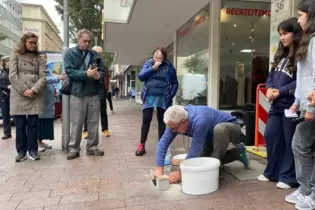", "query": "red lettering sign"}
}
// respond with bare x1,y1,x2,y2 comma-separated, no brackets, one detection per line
226,8,271,17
